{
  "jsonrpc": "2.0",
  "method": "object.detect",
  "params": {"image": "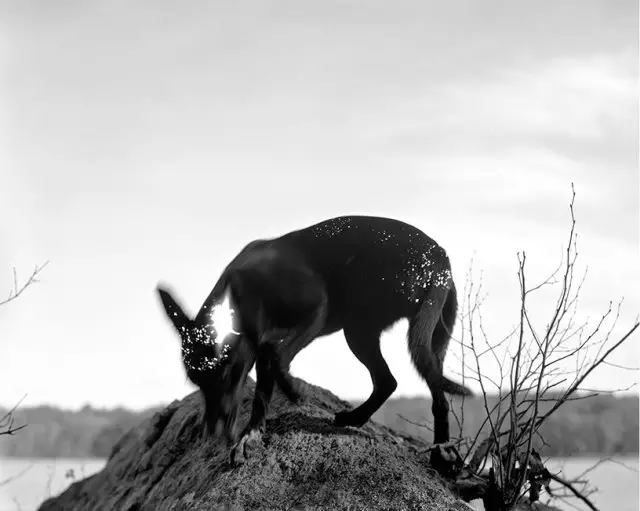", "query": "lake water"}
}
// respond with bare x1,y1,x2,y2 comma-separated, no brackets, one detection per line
0,456,637,510
0,458,105,511
469,457,639,511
